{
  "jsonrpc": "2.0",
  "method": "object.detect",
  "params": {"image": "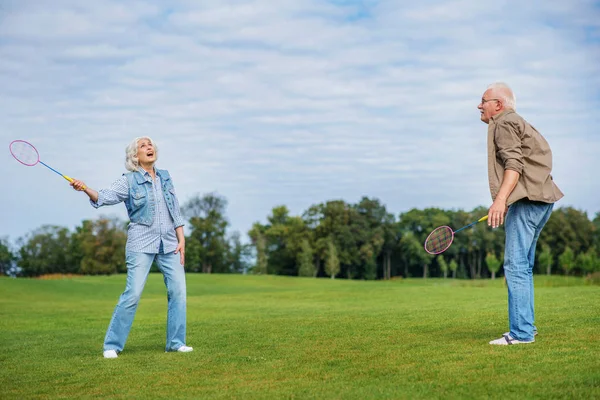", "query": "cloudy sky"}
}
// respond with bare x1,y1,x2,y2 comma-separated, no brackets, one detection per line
1,0,599,243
